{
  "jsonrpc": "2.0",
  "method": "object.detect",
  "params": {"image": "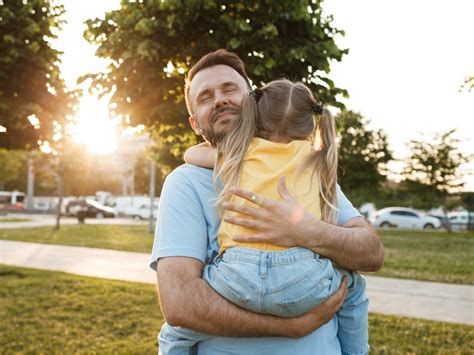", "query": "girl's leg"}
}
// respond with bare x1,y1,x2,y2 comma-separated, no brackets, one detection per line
158,323,211,355
334,269,369,355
